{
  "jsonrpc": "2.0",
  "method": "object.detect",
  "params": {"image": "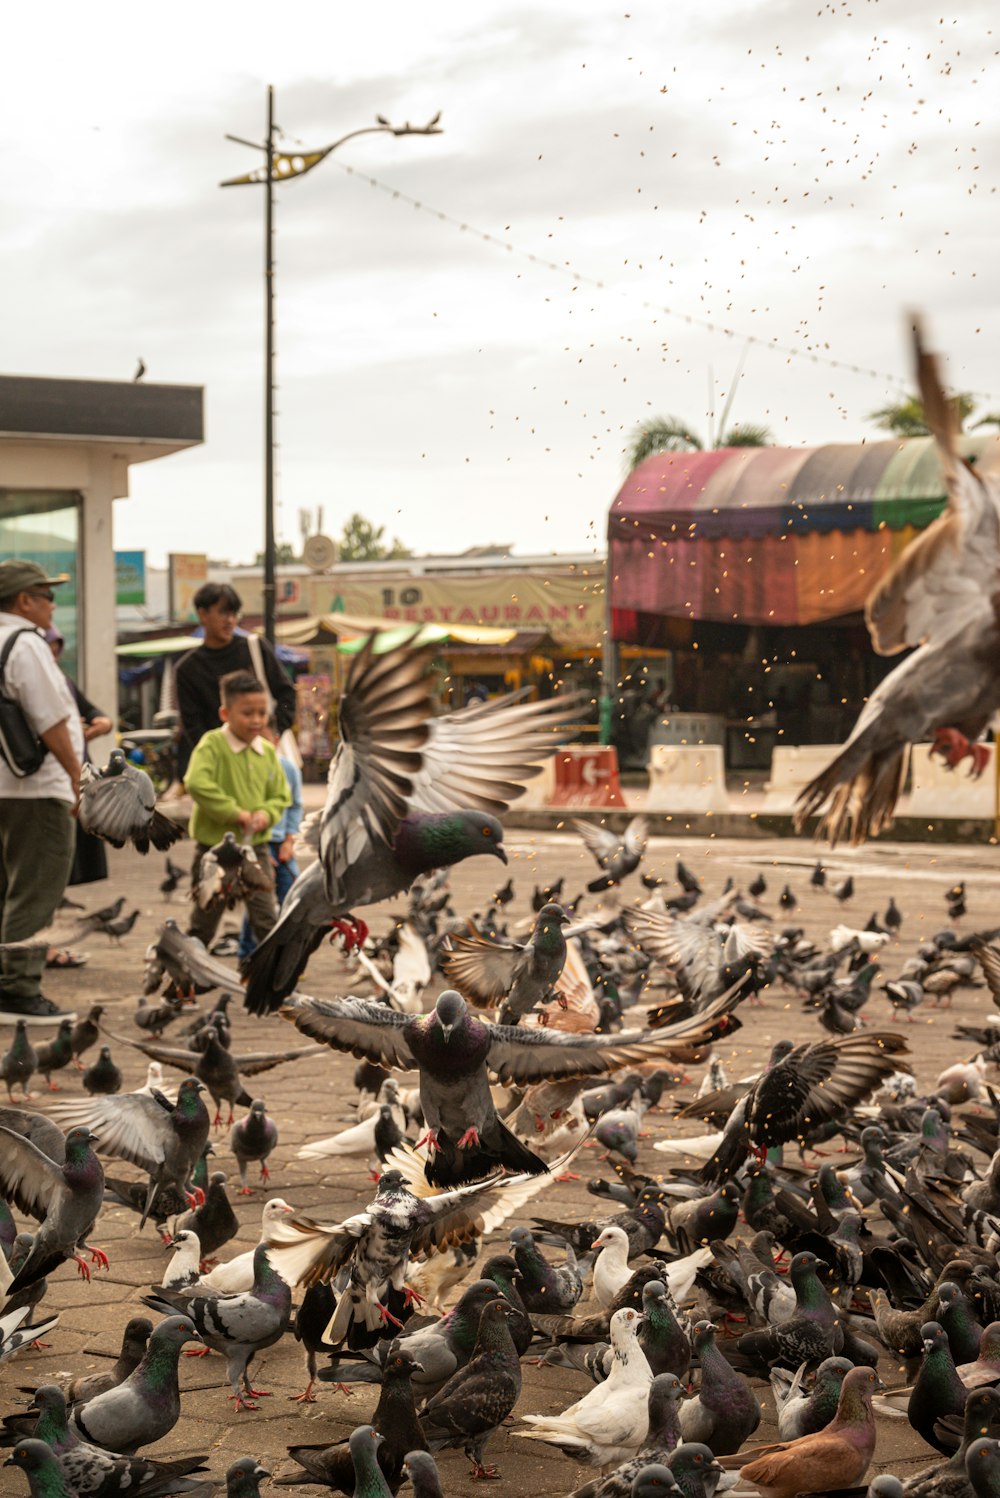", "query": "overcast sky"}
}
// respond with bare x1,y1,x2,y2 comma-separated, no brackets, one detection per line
3,0,998,567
